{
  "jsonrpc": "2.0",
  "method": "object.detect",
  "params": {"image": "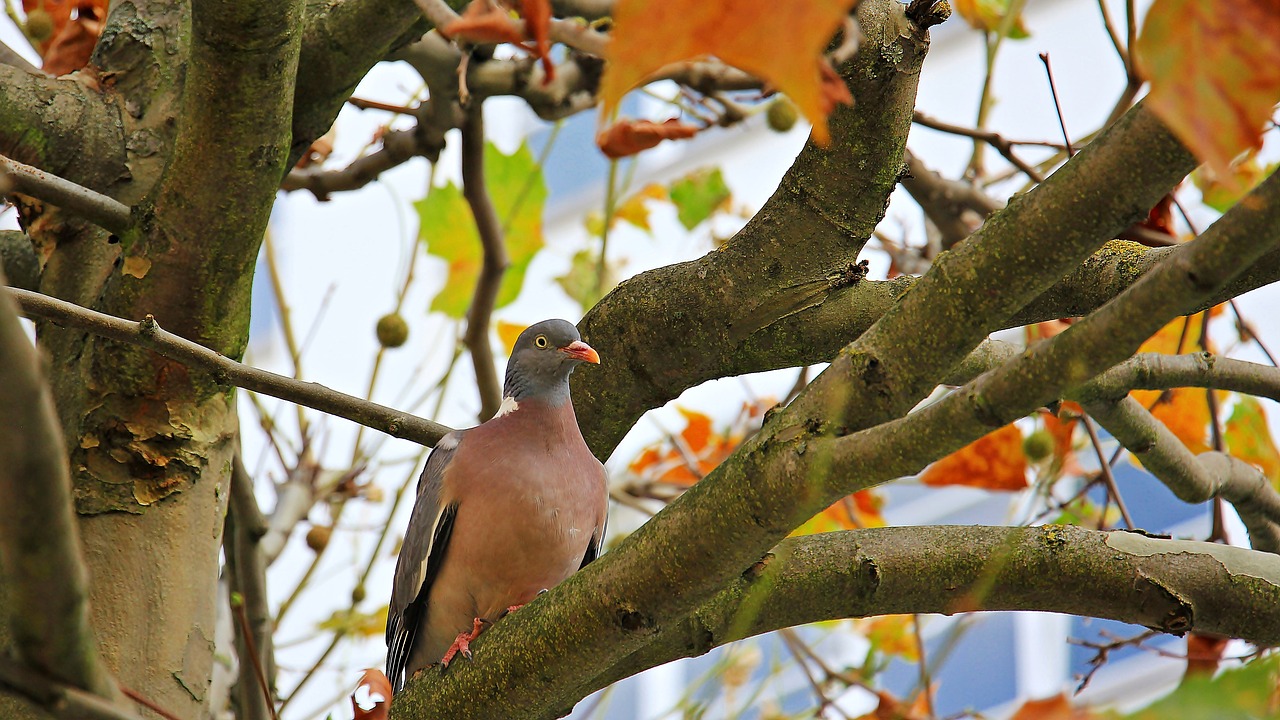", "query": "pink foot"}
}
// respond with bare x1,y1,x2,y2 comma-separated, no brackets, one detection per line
440,617,487,667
